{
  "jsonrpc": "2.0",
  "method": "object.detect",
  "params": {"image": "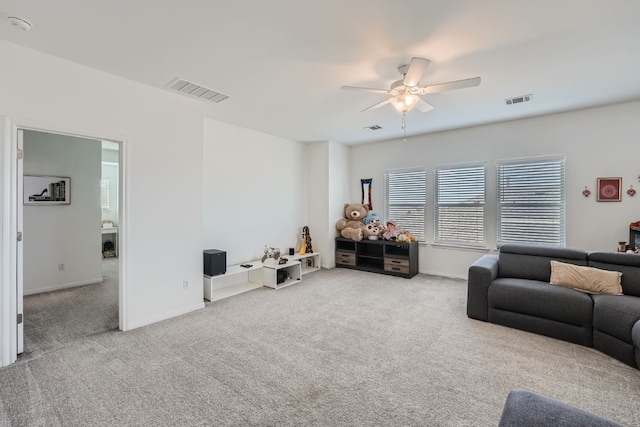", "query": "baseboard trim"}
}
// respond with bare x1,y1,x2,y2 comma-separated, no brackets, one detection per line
126,302,205,331
420,270,467,280
24,277,104,295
